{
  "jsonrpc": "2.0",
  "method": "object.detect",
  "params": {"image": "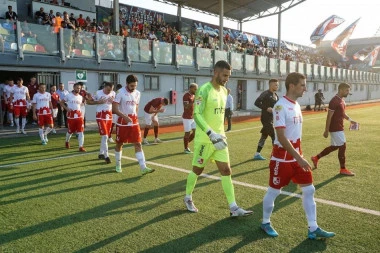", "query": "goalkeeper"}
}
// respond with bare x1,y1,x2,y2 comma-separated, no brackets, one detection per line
183,60,253,217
